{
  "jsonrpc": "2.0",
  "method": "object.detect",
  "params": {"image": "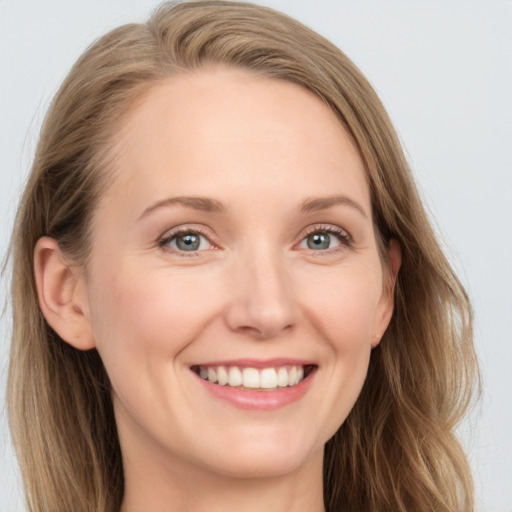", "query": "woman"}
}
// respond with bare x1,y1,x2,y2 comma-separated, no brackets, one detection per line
7,1,479,511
